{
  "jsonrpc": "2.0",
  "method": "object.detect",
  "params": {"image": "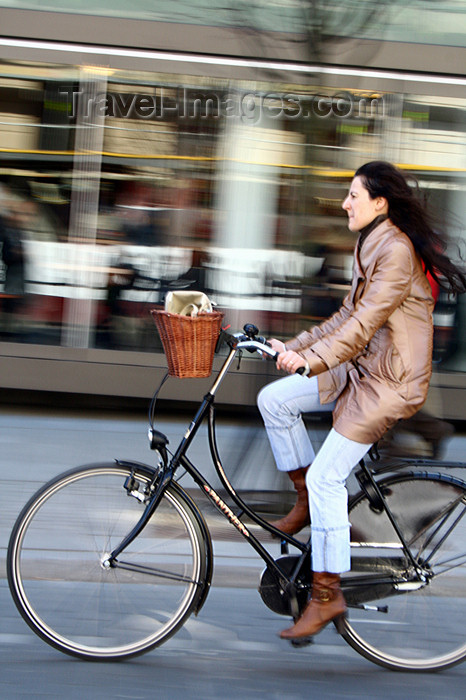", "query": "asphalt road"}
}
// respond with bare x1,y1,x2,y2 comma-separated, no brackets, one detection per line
2,579,465,700
1,402,465,698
